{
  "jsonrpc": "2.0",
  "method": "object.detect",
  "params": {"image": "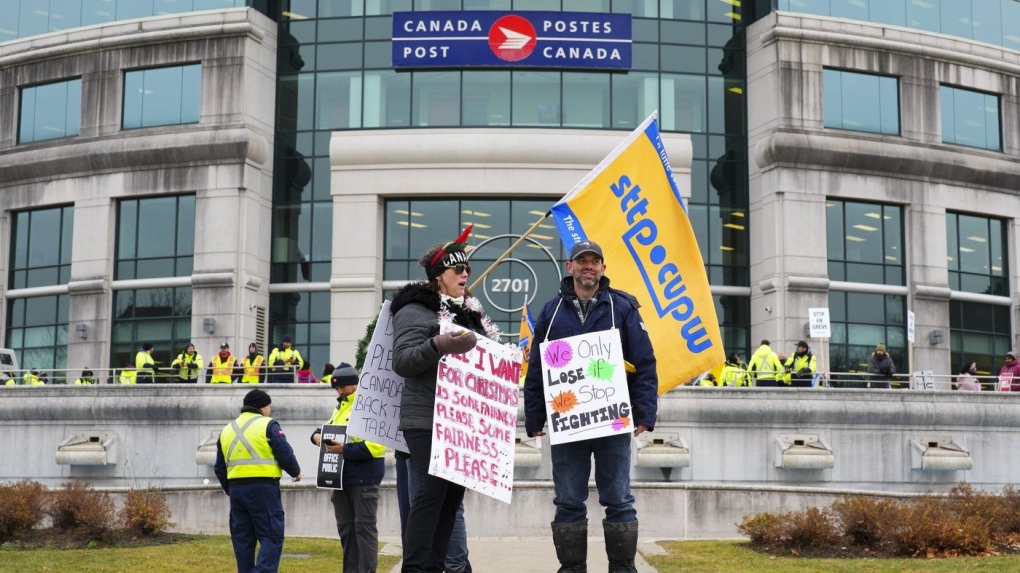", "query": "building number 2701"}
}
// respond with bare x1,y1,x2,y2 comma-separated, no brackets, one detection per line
490,278,530,292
